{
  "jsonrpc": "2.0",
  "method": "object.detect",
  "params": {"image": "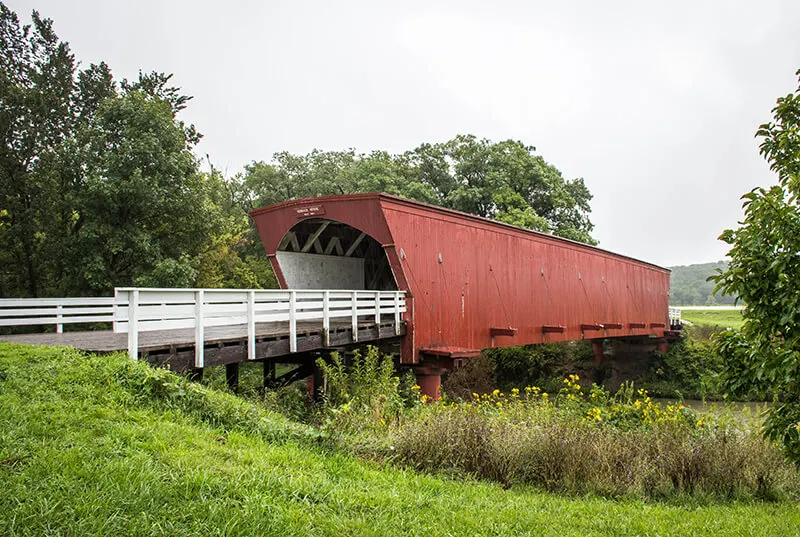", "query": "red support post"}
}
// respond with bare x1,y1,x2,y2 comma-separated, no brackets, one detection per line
592,340,604,365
